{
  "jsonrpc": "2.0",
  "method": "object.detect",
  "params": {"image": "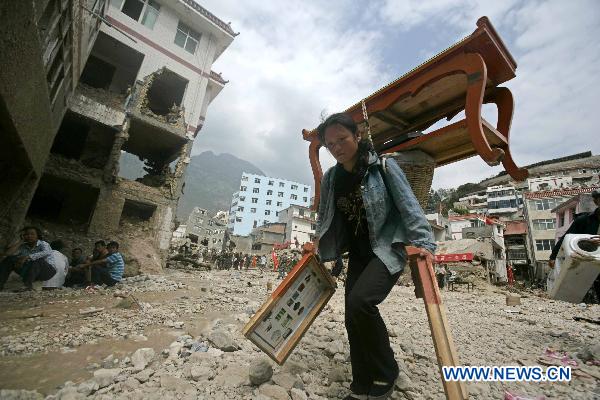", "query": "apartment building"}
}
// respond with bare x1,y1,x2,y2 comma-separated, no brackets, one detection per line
228,173,311,236
0,0,104,247
184,207,227,250
277,205,317,247
523,187,598,279
21,0,235,262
